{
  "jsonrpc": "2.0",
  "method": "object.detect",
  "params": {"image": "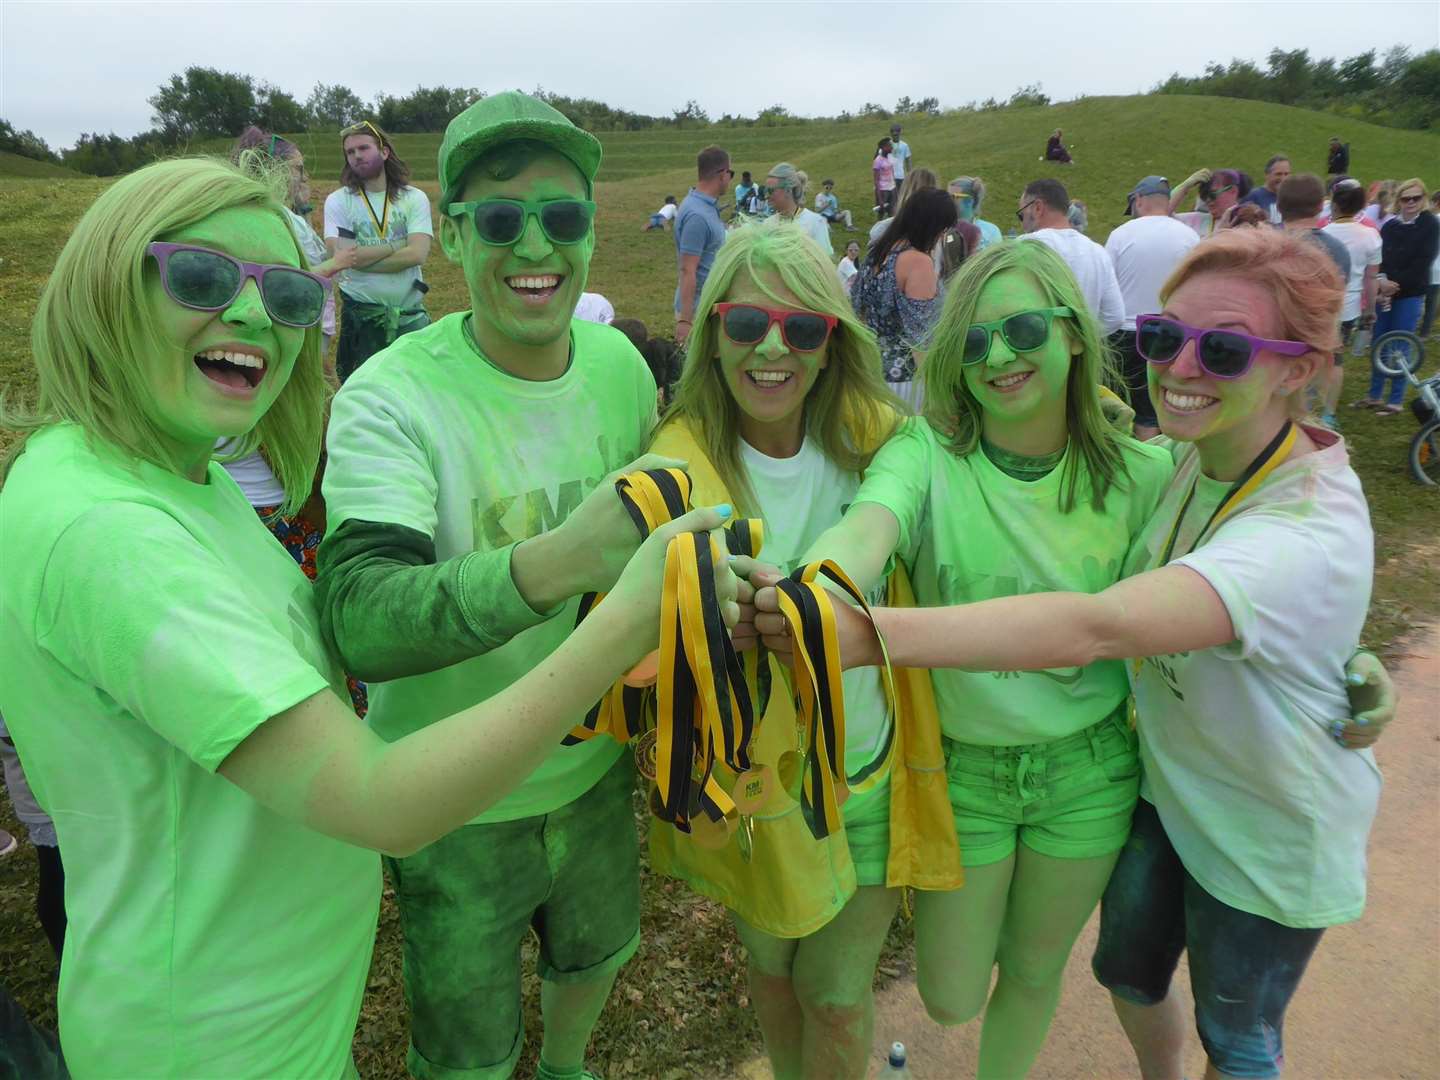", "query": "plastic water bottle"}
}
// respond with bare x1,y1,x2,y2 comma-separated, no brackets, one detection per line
880,1041,910,1076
